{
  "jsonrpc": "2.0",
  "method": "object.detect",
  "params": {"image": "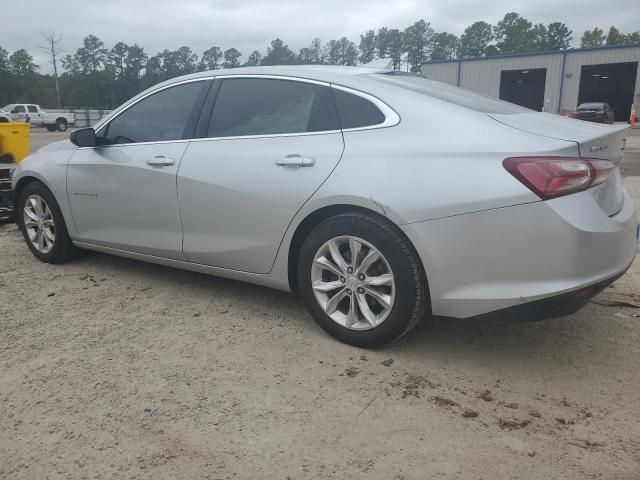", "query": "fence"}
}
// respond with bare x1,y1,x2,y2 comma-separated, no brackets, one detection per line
46,109,113,128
